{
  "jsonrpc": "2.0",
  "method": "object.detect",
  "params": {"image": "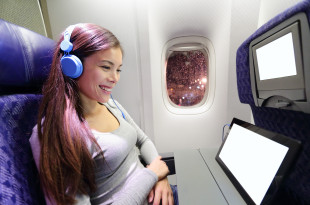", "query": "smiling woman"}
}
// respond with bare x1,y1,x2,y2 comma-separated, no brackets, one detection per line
29,23,176,205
